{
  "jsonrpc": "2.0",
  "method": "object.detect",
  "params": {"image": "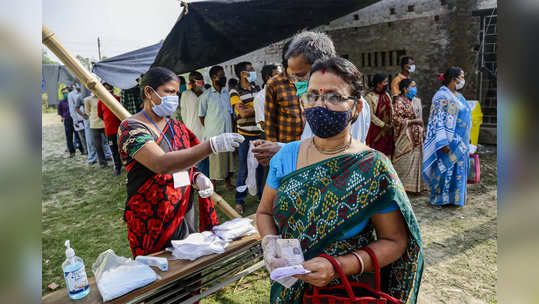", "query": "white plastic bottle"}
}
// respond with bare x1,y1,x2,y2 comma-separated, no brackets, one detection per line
62,240,90,299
